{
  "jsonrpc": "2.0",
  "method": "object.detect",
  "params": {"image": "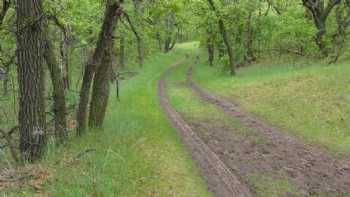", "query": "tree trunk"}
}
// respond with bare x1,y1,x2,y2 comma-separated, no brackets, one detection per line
315,23,328,56
76,1,122,135
164,37,171,53
137,37,145,66
132,0,145,67
207,0,236,75
16,0,46,162
43,24,67,143
244,11,256,63
330,1,350,63
207,37,214,66
164,12,176,53
89,43,113,128
60,31,70,90
169,36,177,51
119,30,126,68
164,35,176,53
47,15,71,90
156,32,162,51
218,42,225,58
302,0,342,57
